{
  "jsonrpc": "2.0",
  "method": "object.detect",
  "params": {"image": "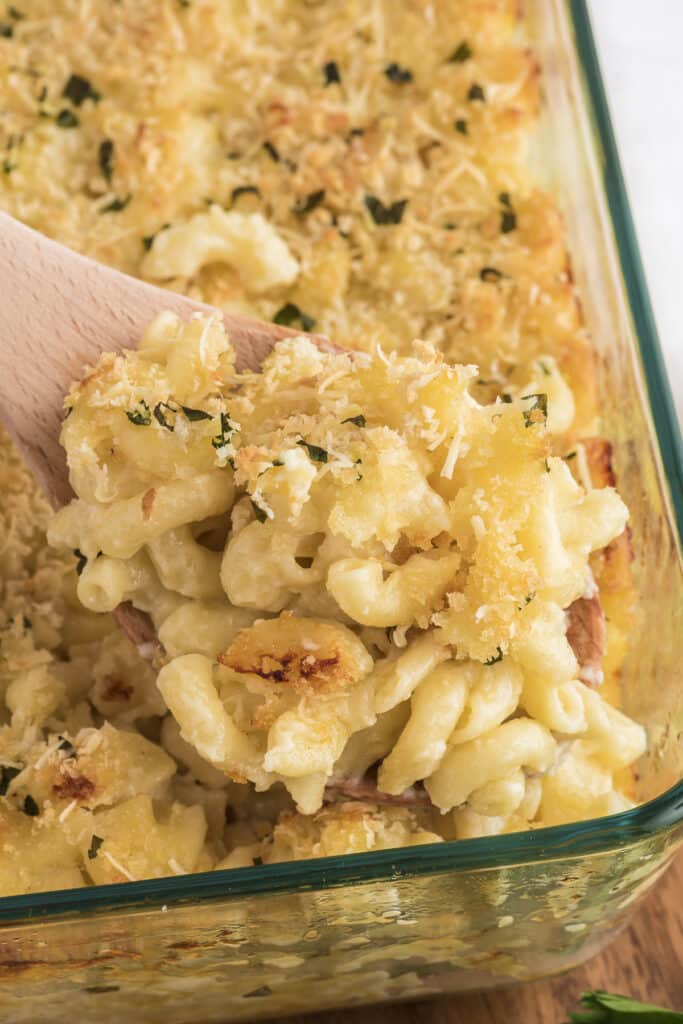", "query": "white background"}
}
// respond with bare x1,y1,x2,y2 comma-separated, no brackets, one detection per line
589,2,683,423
